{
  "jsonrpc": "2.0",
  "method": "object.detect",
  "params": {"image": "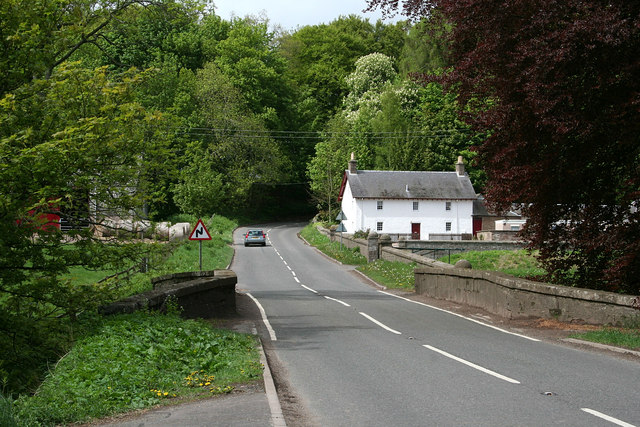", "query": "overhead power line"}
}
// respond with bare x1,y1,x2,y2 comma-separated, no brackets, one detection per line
172,127,472,143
